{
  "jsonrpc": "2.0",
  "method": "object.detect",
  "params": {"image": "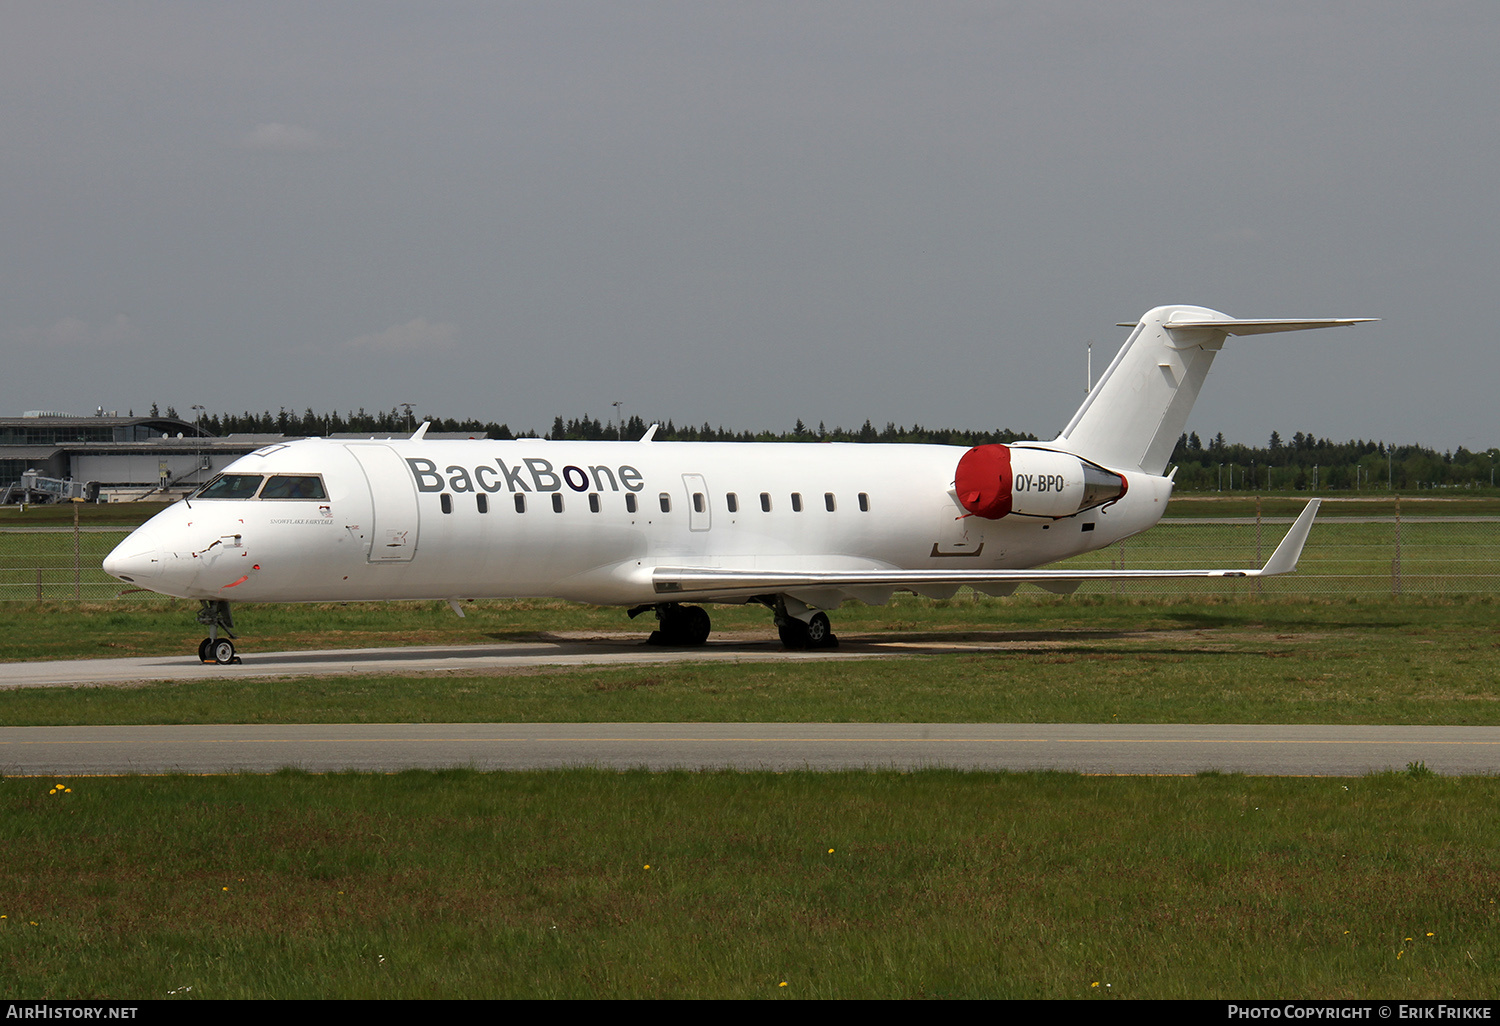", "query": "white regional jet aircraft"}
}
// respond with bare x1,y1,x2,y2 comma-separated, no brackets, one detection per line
105,305,1372,663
